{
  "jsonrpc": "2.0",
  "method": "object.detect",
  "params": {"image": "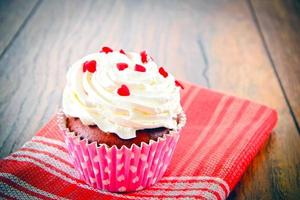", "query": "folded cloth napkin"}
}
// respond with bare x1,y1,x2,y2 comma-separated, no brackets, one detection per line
0,82,277,200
